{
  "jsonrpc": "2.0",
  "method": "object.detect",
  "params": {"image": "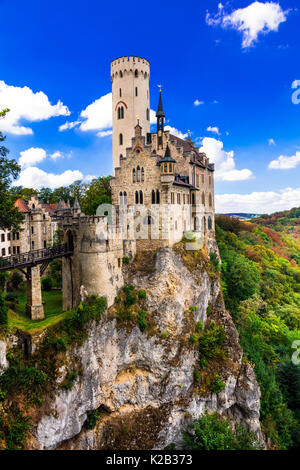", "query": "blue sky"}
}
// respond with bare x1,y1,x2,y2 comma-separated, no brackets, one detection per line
1,0,300,213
